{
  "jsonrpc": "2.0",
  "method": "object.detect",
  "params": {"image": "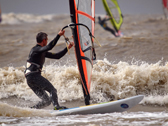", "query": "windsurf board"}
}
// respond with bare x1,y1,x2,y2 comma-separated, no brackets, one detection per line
50,95,144,116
